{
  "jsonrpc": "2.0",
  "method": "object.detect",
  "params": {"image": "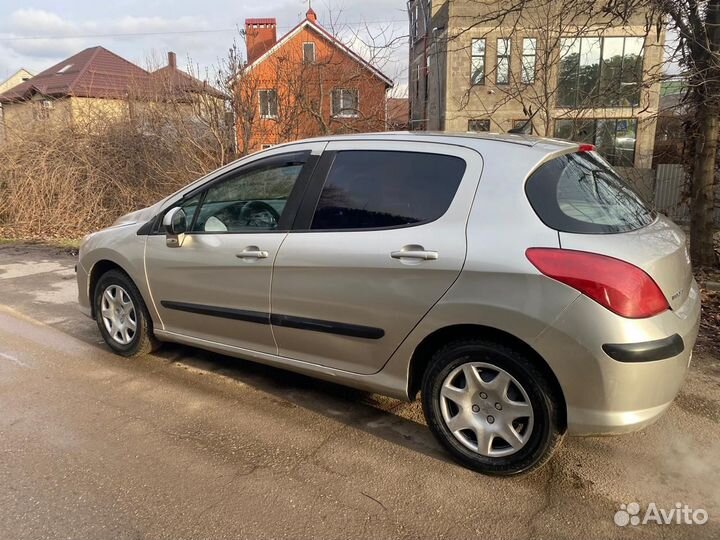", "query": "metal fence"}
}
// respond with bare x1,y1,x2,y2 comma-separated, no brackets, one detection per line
654,164,691,223
618,164,719,226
